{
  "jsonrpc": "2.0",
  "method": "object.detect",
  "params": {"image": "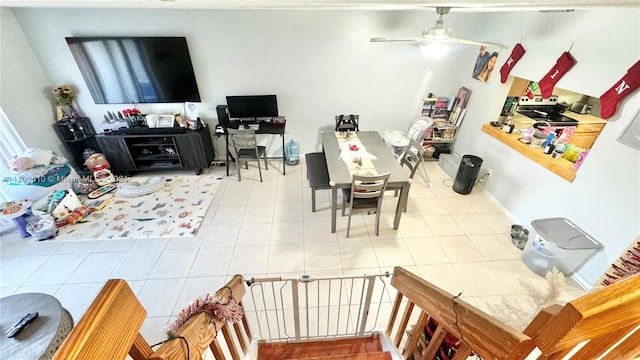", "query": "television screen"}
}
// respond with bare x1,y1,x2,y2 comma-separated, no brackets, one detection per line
66,37,201,104
226,95,278,119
